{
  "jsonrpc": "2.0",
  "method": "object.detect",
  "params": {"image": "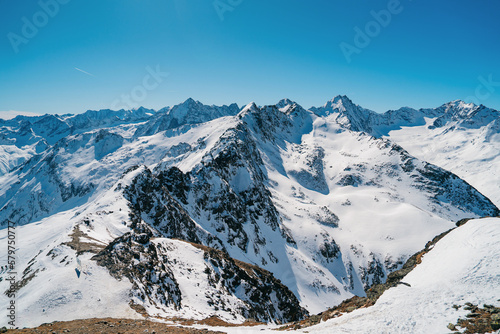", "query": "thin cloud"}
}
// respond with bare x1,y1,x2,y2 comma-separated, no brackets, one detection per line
75,67,95,77
0,110,41,120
